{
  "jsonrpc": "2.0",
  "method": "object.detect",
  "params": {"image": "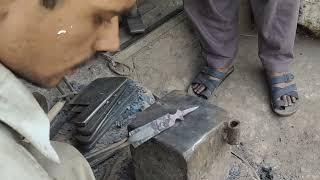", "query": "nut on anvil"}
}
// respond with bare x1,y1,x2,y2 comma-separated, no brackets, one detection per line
222,120,241,145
